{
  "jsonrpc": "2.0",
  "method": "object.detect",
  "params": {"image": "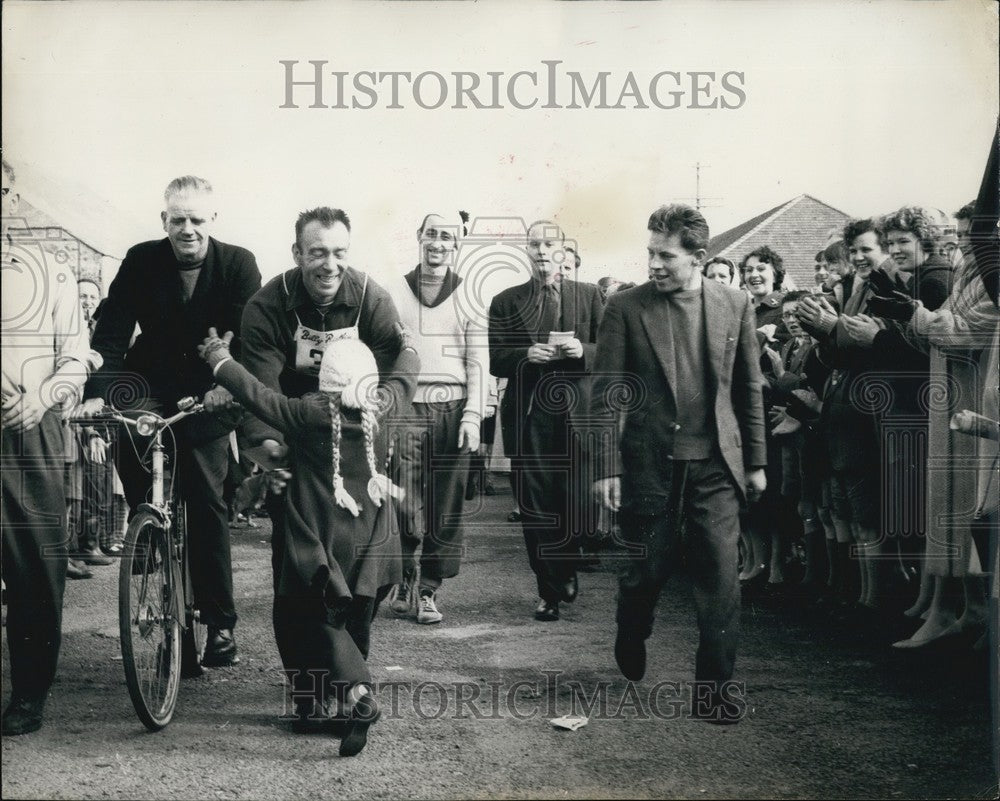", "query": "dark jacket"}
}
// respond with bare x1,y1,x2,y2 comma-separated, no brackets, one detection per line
866,255,953,369
754,290,787,334
588,278,767,511
86,237,261,405
488,277,603,455
818,256,953,470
